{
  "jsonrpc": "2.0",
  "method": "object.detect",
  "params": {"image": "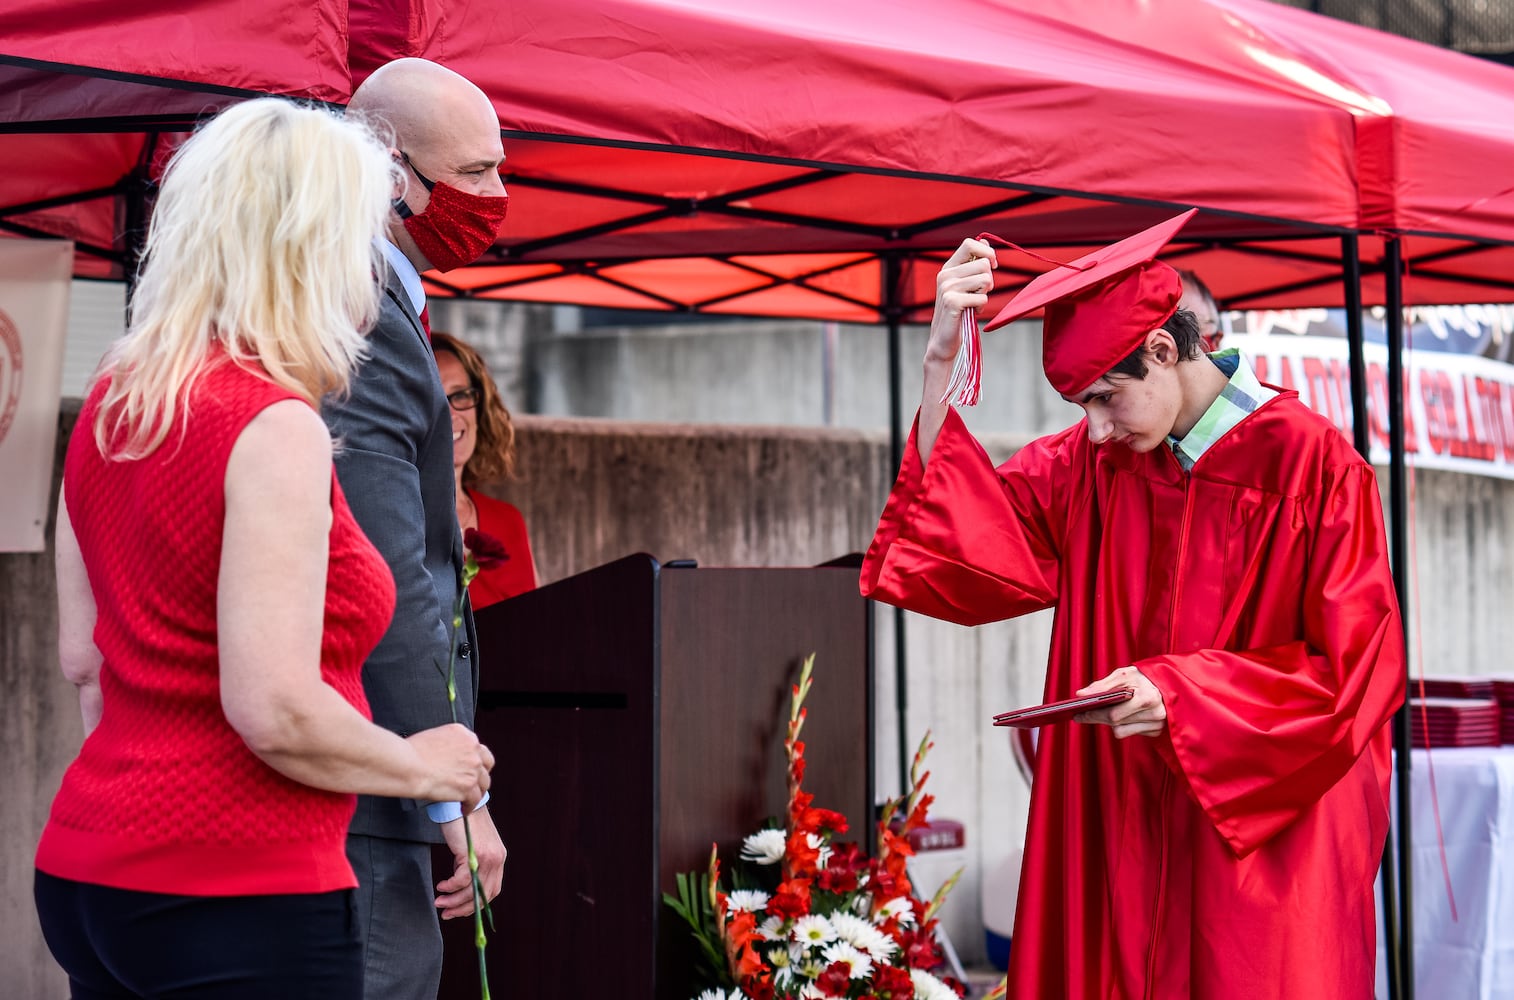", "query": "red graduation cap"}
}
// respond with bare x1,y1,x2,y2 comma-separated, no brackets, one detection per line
982,209,1197,396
